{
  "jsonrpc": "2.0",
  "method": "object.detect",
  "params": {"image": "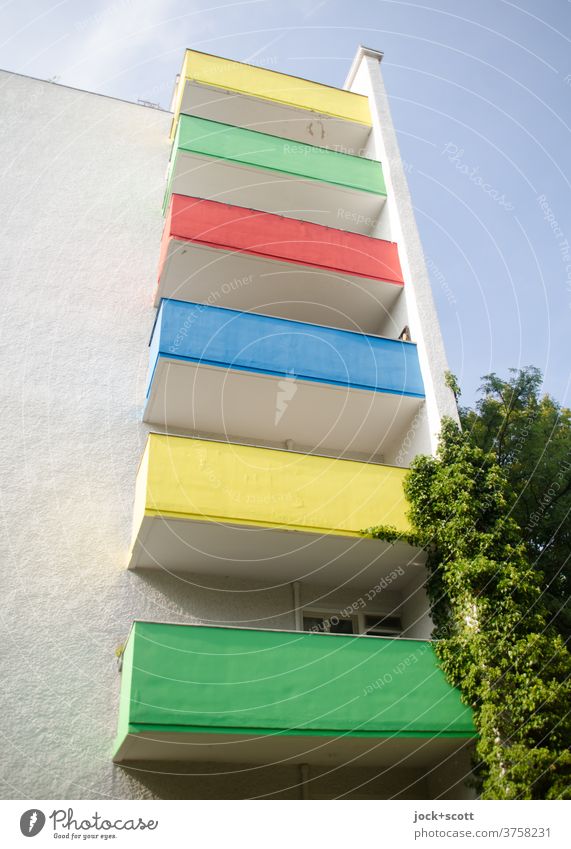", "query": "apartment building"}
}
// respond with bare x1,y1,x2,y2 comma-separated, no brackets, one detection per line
0,46,475,800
